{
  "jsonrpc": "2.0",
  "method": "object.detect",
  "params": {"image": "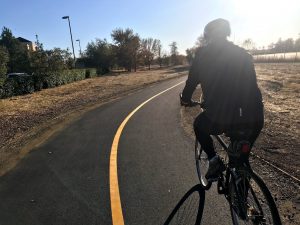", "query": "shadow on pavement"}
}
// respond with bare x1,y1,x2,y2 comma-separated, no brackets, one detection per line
163,184,205,225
